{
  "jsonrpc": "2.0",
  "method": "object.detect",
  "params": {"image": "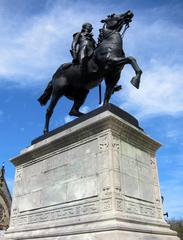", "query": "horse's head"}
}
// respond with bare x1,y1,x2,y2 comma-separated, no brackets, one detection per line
101,10,134,32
